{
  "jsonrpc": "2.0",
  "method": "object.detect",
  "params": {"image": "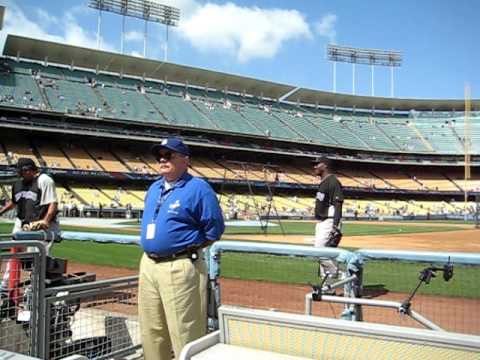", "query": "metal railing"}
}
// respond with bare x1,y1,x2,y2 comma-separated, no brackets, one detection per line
0,240,46,356
42,276,140,360
0,238,141,360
